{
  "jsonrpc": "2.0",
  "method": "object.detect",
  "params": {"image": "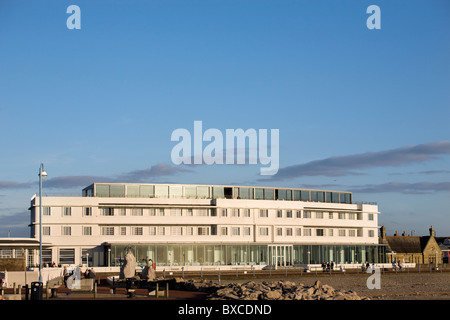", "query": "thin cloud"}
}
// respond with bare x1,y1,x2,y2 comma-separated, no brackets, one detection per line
265,141,450,181
389,169,450,176
0,211,30,237
349,181,450,194
117,163,192,182
0,181,34,189
0,163,193,190
43,176,114,189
